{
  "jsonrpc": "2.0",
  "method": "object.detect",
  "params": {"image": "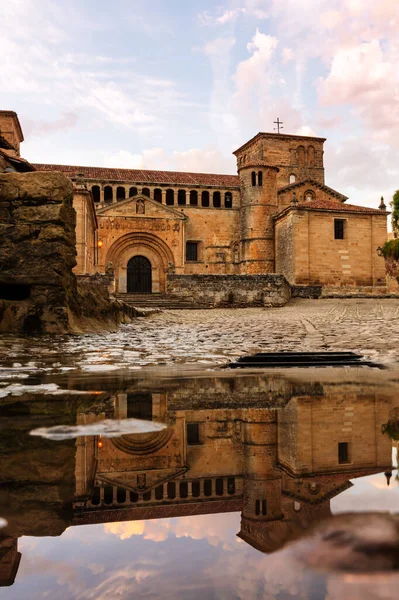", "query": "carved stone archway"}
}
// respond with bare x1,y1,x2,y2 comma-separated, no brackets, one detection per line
106,232,175,293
